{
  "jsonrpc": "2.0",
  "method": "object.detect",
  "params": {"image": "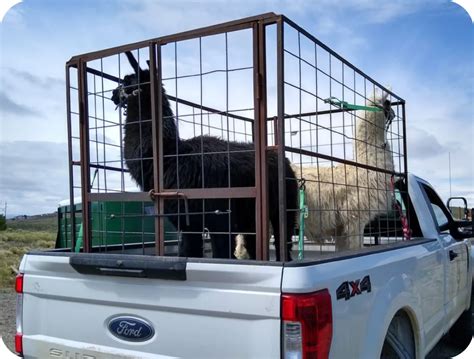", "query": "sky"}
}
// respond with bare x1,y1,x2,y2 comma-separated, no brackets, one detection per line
0,0,473,217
